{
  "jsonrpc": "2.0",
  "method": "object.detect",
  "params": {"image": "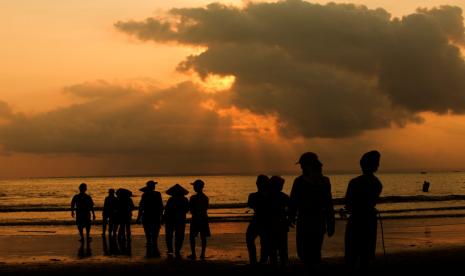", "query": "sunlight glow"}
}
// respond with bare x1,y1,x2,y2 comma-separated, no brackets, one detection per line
196,74,236,93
